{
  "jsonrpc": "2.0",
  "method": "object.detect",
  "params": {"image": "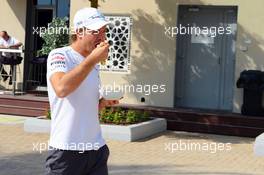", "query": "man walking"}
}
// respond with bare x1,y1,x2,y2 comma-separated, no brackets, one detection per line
45,8,119,175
